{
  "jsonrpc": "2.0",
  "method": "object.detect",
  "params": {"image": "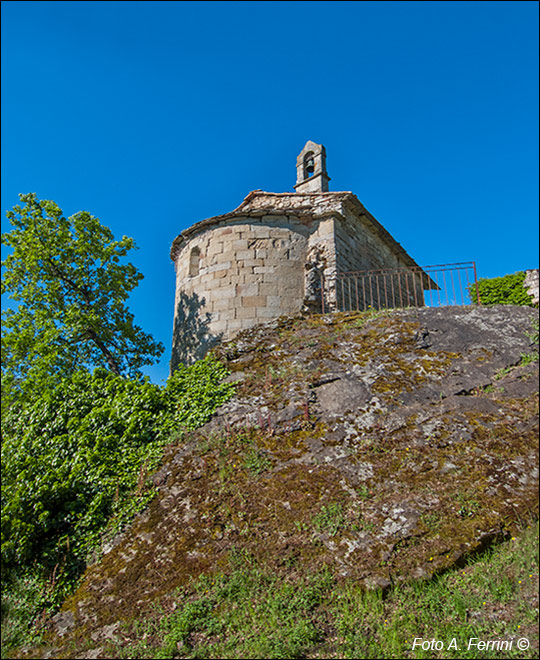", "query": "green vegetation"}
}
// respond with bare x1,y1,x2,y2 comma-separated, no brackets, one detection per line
1,357,234,628
526,319,540,346
329,523,538,659
470,271,536,307
80,521,537,659
1,193,164,411
242,448,273,475
1,195,236,656
520,351,539,365
311,502,346,537
148,566,334,660
520,319,539,364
